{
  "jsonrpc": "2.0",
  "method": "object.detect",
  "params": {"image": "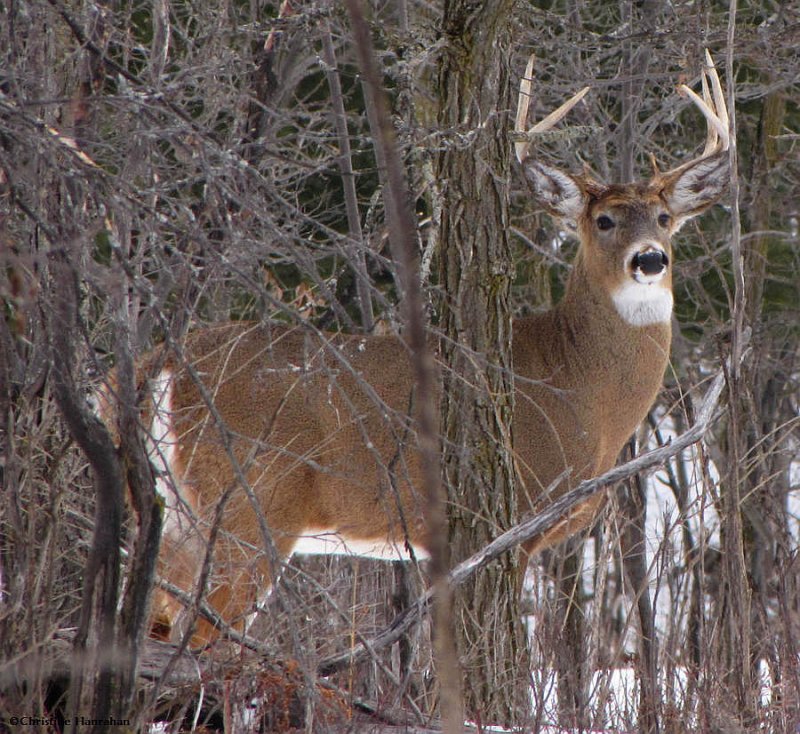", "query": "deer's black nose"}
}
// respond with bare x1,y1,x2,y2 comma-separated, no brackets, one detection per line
632,250,669,275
